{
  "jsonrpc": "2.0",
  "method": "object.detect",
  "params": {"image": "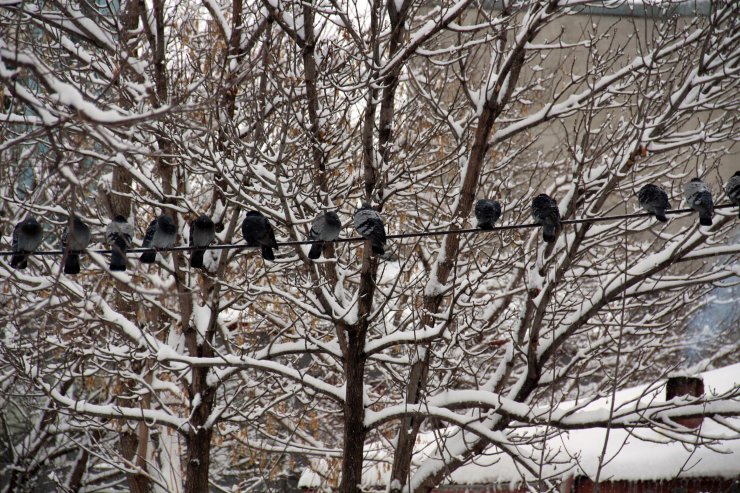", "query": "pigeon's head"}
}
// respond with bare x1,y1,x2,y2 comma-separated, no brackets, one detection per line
113,215,128,223
21,217,42,235
733,171,740,177
246,210,263,218
159,215,177,233
195,214,214,227
71,215,86,228
690,177,703,183
325,211,341,227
